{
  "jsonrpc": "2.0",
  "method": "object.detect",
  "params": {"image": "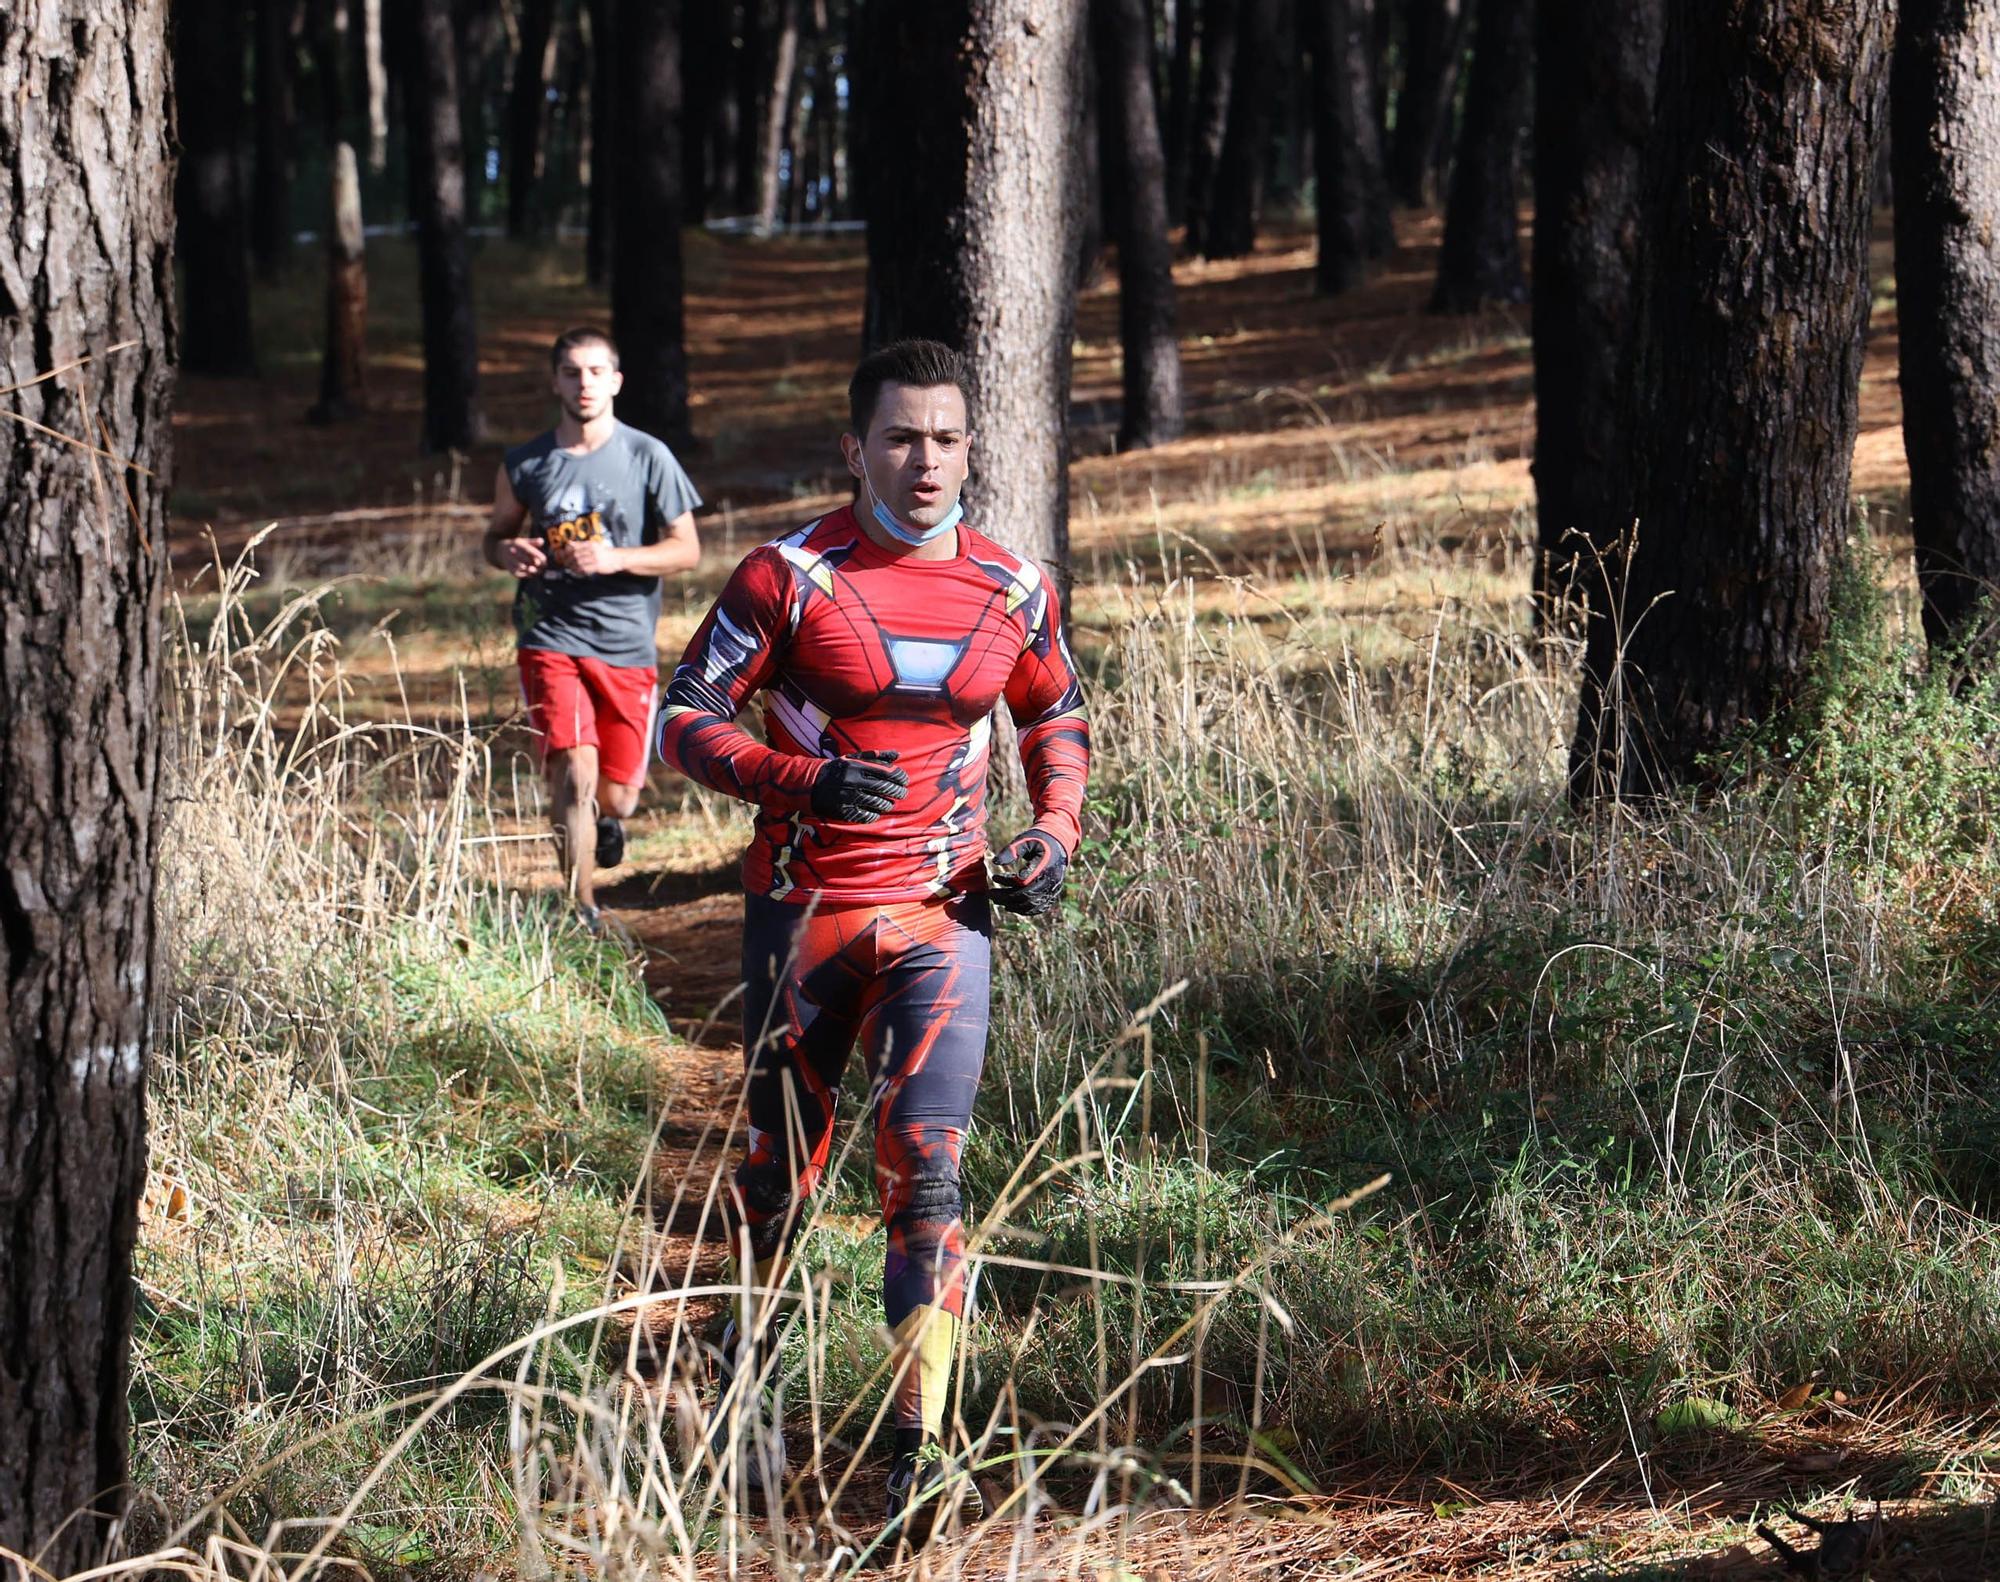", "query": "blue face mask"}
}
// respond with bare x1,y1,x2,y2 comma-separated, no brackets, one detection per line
863,458,962,546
